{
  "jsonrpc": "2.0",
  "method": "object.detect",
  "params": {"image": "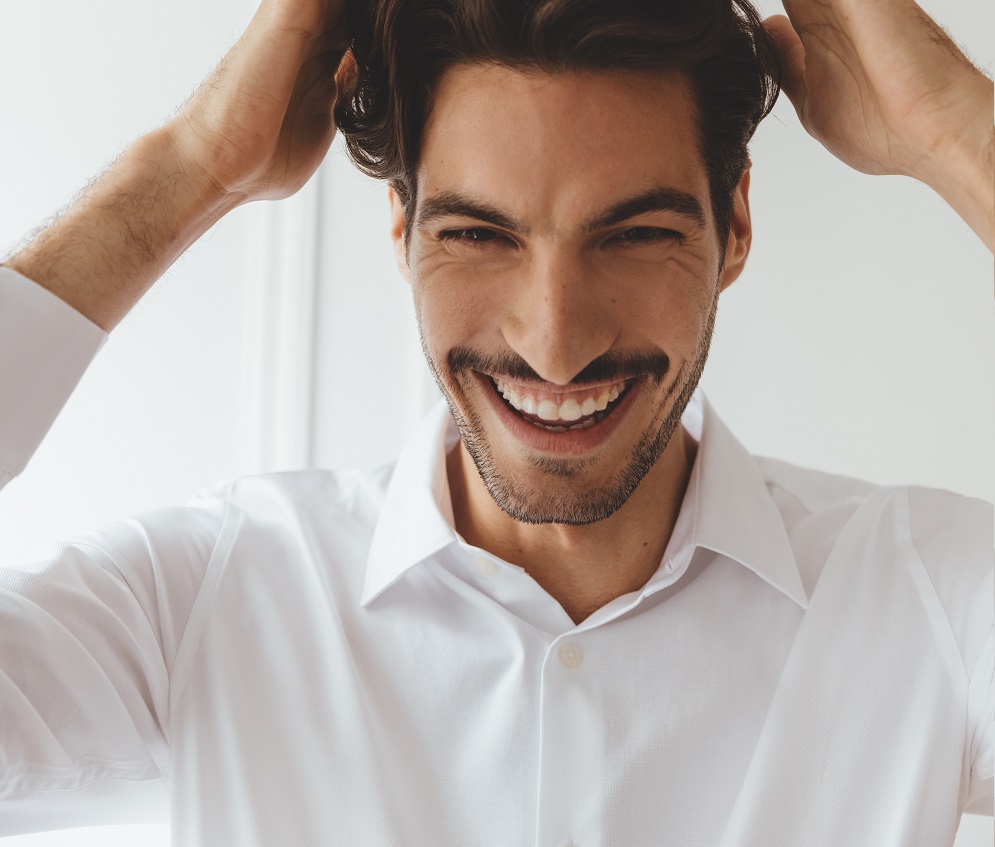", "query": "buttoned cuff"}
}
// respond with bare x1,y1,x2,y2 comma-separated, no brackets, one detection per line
0,267,107,486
